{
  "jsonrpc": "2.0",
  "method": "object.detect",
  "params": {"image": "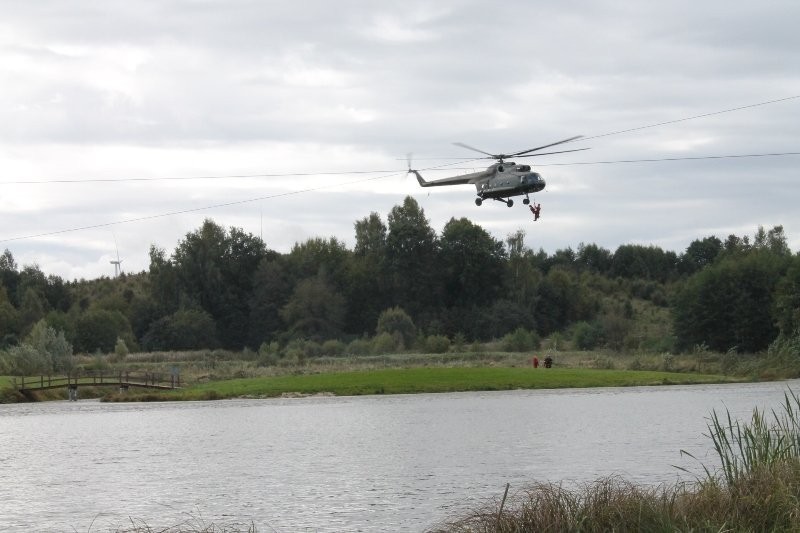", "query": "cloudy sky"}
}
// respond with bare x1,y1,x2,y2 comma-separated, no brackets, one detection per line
1,0,799,280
